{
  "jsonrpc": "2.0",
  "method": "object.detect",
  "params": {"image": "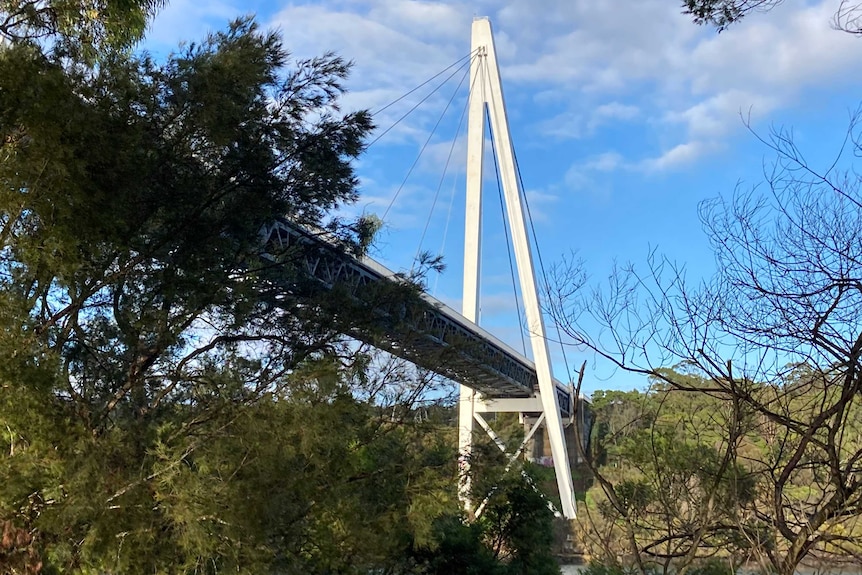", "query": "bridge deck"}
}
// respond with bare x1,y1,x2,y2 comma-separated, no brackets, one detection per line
261,220,572,415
